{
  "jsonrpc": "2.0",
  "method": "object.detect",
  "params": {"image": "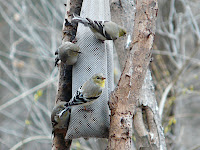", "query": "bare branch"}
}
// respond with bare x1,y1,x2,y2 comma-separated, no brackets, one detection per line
10,136,51,150
0,77,56,111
